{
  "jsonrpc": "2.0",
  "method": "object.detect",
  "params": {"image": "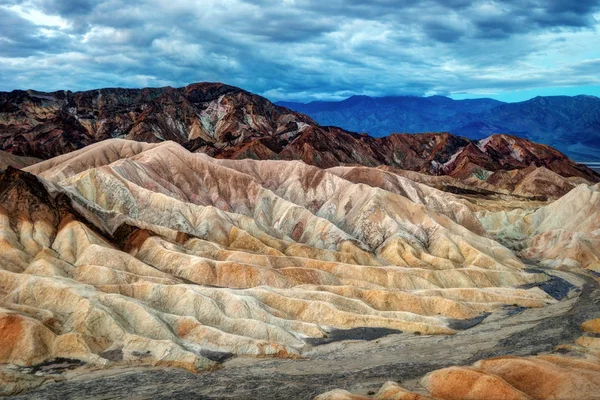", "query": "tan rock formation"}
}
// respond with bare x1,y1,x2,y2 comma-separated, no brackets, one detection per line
0,150,40,171
481,182,600,271
0,139,560,375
